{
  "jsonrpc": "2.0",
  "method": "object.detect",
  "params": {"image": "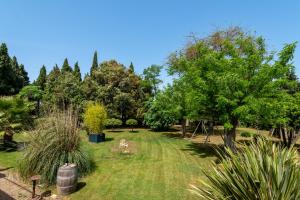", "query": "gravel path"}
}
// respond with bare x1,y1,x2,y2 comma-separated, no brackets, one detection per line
0,168,31,200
